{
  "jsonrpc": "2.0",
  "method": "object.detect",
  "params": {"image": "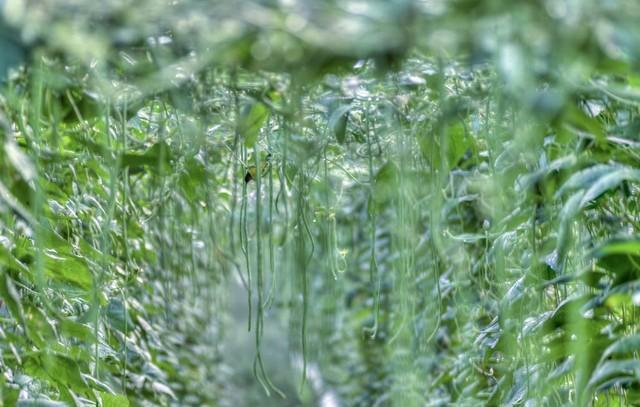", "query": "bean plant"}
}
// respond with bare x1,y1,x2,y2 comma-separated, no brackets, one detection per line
1,0,640,406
